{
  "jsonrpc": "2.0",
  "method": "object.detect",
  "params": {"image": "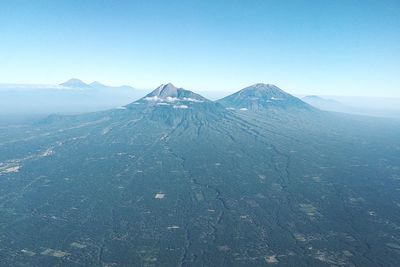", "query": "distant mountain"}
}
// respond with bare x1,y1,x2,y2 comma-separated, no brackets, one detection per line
0,80,141,123
303,95,339,103
60,78,93,89
302,95,348,113
302,95,341,106
218,83,312,112
89,81,106,89
60,79,136,91
90,81,135,91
